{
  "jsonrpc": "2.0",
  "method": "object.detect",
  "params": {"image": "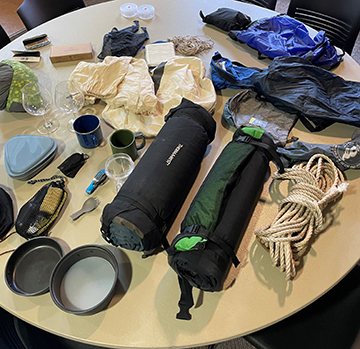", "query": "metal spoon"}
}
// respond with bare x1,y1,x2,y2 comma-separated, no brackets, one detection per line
70,197,100,221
